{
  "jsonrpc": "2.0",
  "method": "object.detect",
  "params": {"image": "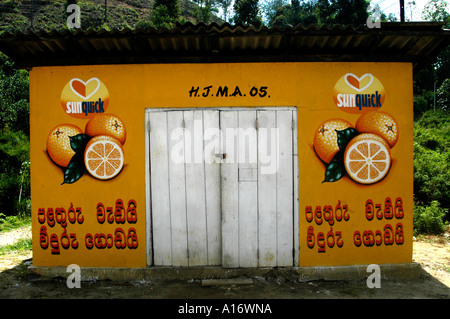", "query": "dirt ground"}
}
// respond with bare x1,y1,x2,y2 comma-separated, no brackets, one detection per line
0,226,449,300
